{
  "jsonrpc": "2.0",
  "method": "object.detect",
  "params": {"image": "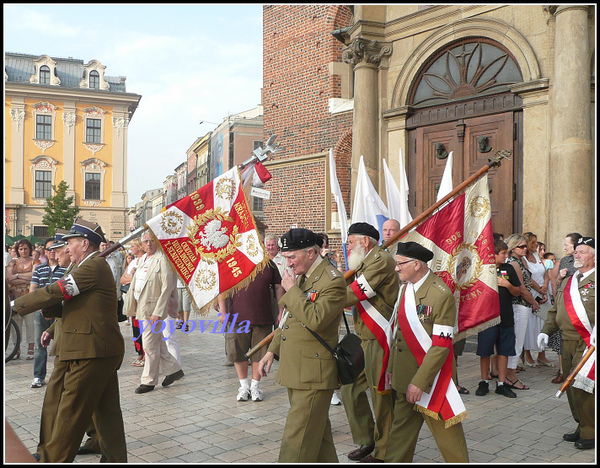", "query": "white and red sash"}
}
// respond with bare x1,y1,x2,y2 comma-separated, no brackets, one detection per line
350,274,393,392
564,274,595,393
396,283,467,427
